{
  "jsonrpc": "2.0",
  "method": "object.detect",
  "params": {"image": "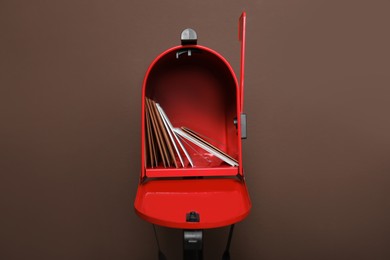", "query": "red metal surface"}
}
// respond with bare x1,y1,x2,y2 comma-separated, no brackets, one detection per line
134,178,251,229
146,166,238,178
239,12,246,113
135,12,250,229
